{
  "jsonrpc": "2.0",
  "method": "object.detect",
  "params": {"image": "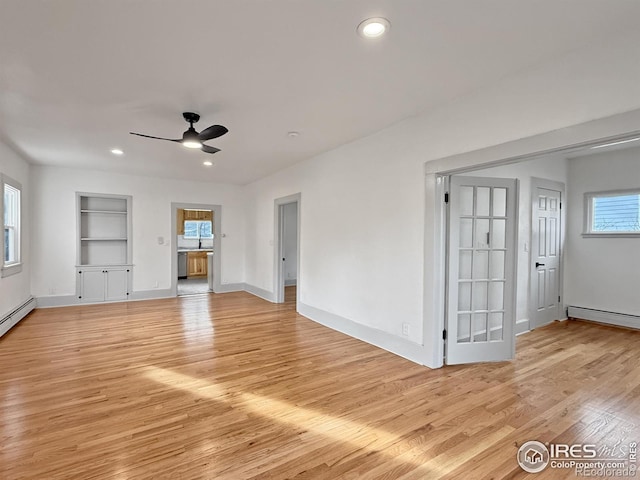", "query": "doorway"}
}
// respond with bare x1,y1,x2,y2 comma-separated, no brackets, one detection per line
274,194,301,304
530,178,565,328
171,203,222,297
